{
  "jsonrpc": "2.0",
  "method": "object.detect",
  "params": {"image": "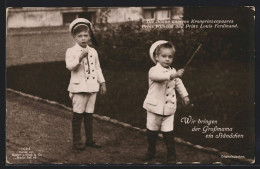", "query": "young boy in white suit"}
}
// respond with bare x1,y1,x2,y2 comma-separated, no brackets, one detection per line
143,40,190,163
65,18,107,150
